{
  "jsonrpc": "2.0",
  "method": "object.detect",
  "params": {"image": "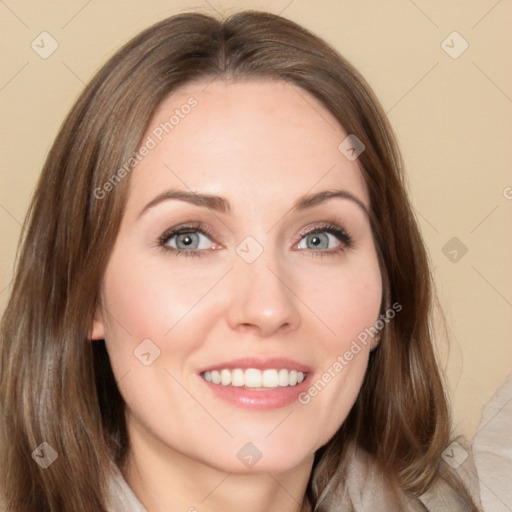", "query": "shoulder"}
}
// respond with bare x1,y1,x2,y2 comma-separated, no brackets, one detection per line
314,440,482,511
473,375,512,511
418,437,483,512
